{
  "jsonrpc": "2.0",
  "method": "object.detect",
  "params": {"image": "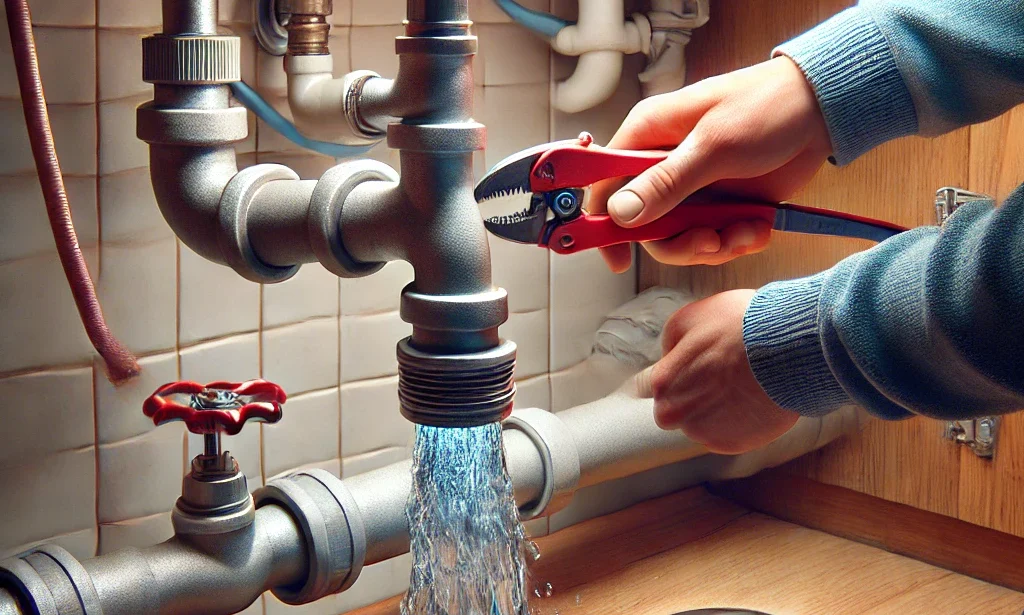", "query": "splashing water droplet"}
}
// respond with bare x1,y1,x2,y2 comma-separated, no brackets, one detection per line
401,424,533,615
526,540,541,561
